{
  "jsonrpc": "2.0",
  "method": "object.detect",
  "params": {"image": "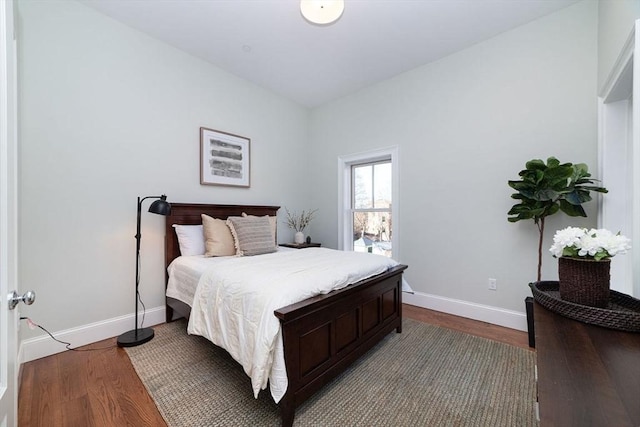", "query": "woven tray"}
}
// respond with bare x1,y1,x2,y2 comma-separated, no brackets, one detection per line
530,281,640,332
